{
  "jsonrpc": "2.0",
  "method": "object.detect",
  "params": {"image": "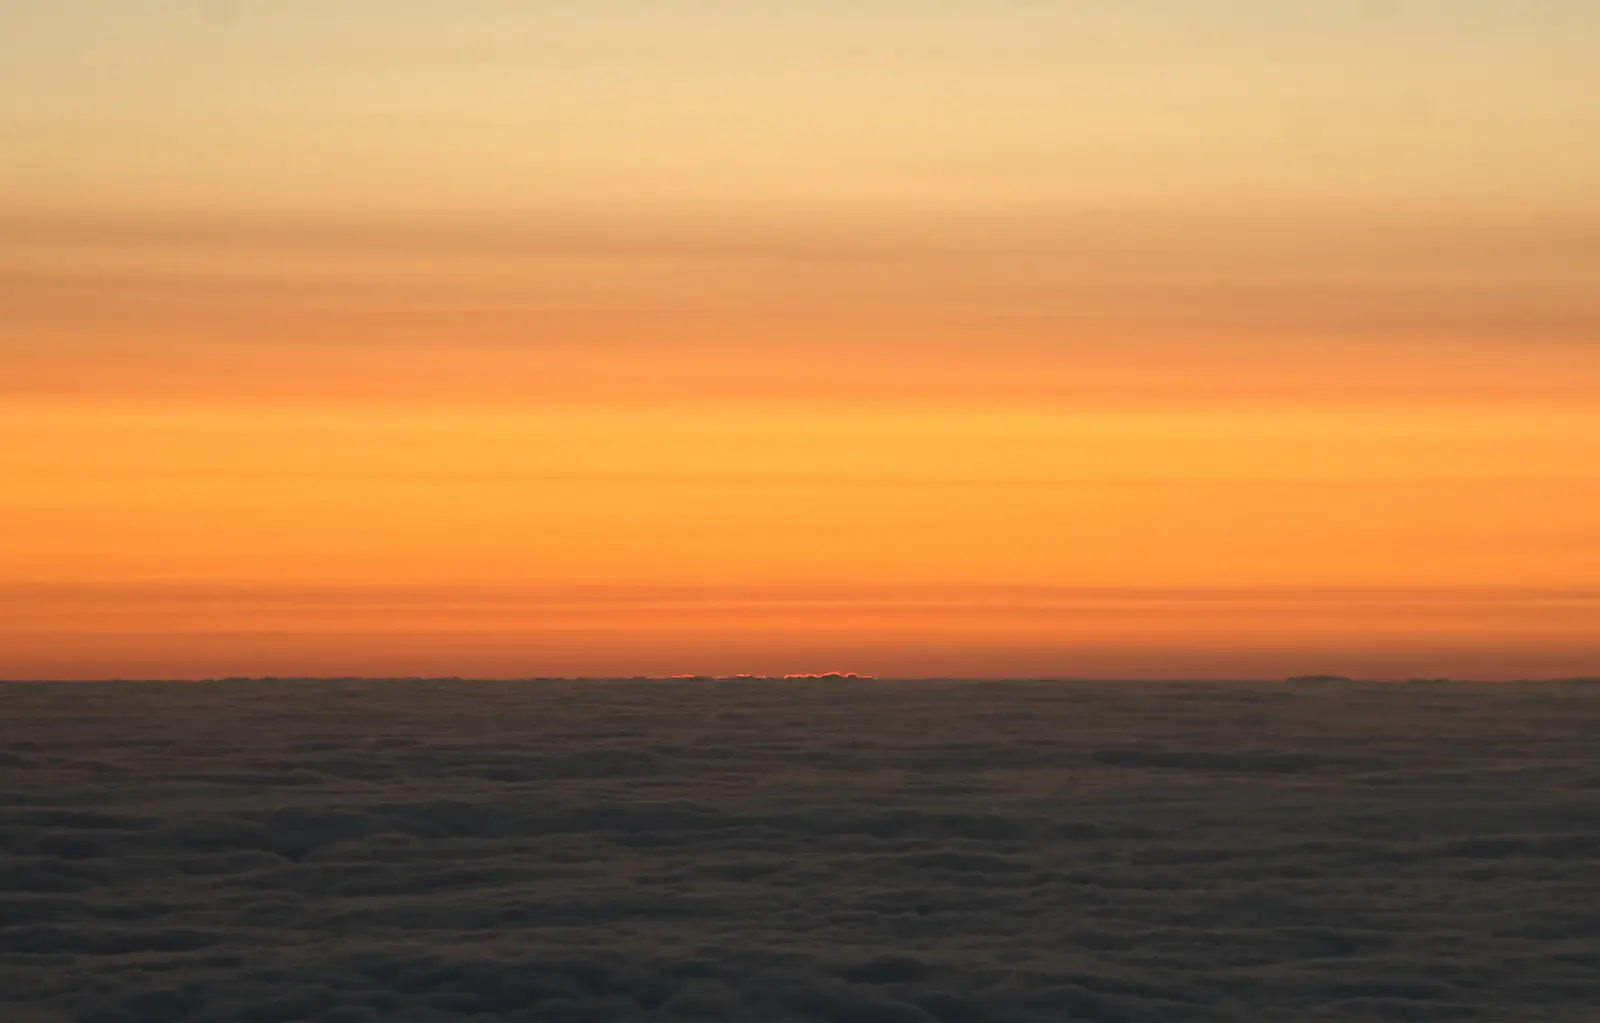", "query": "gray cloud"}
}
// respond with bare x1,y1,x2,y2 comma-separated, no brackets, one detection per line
2,678,1598,1021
